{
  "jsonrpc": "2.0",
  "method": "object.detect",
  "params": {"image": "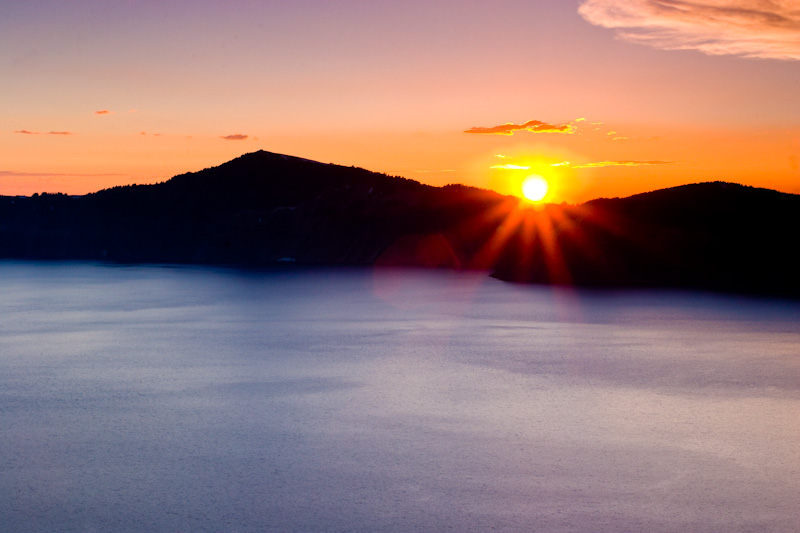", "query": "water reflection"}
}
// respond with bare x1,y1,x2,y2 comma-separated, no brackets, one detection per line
1,262,798,532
